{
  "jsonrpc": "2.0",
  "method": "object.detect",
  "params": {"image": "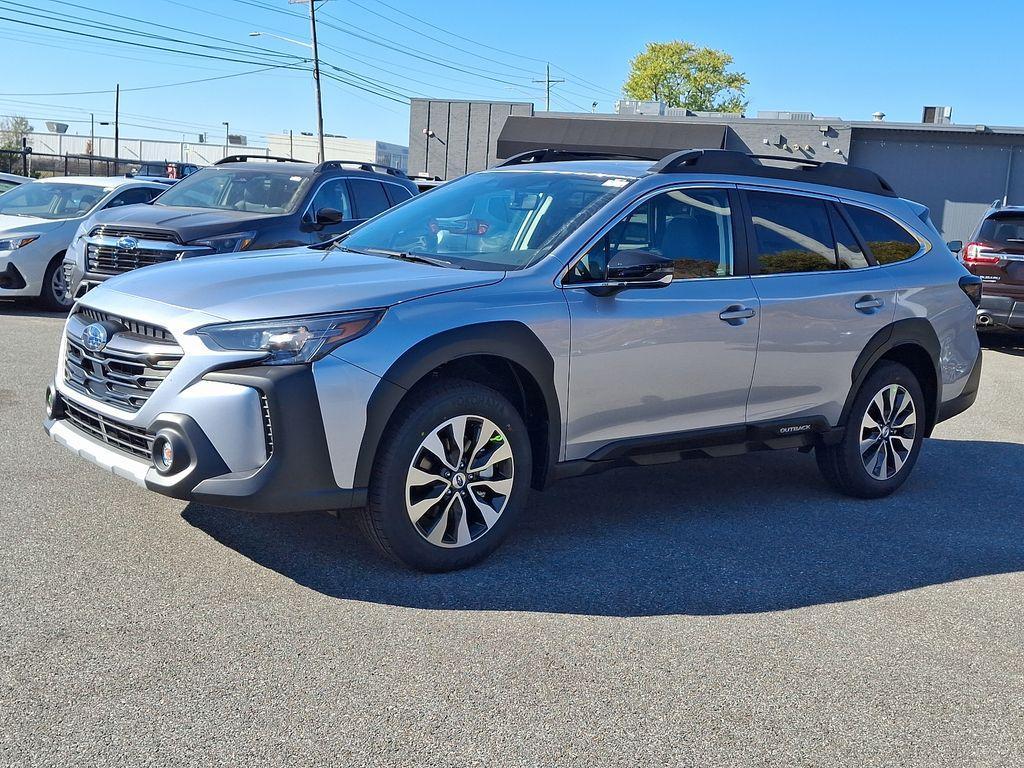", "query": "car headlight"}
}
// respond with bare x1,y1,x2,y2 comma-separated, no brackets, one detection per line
189,231,256,255
195,310,384,365
0,234,40,250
